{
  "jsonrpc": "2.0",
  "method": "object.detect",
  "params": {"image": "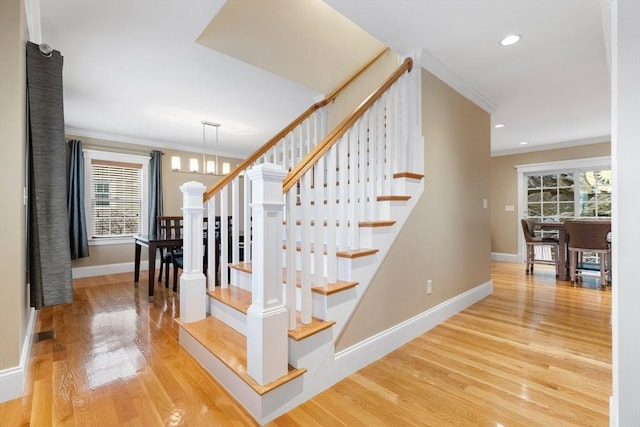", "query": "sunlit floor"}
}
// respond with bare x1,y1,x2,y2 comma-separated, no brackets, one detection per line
0,262,611,426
